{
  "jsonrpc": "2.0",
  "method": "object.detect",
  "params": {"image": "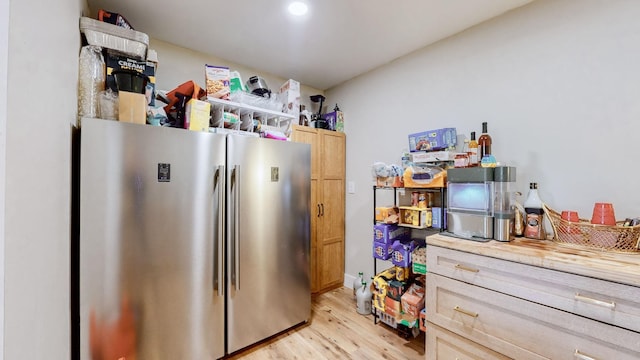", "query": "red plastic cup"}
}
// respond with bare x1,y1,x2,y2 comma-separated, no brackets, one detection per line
561,210,579,222
591,203,616,226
